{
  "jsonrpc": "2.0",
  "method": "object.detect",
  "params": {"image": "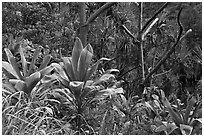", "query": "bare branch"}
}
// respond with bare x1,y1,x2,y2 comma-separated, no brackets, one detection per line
142,8,186,85
85,2,116,26
142,2,169,33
